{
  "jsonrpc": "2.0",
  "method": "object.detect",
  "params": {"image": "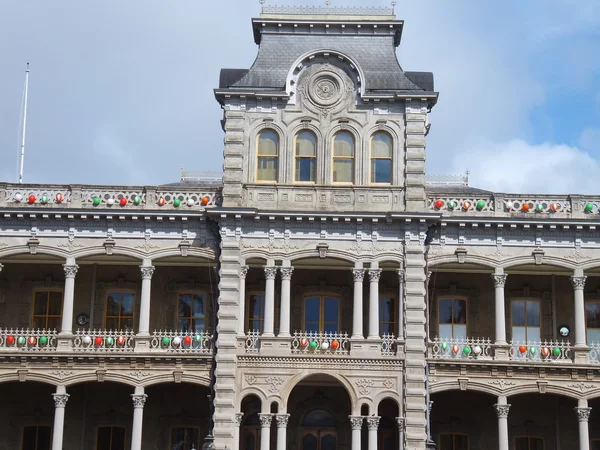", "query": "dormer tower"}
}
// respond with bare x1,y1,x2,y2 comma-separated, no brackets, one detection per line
215,4,438,212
